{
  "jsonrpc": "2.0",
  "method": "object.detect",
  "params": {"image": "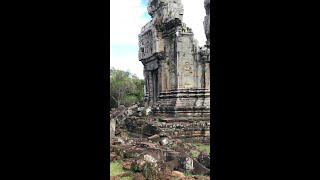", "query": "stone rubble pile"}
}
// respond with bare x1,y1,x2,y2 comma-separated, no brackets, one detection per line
110,135,210,179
